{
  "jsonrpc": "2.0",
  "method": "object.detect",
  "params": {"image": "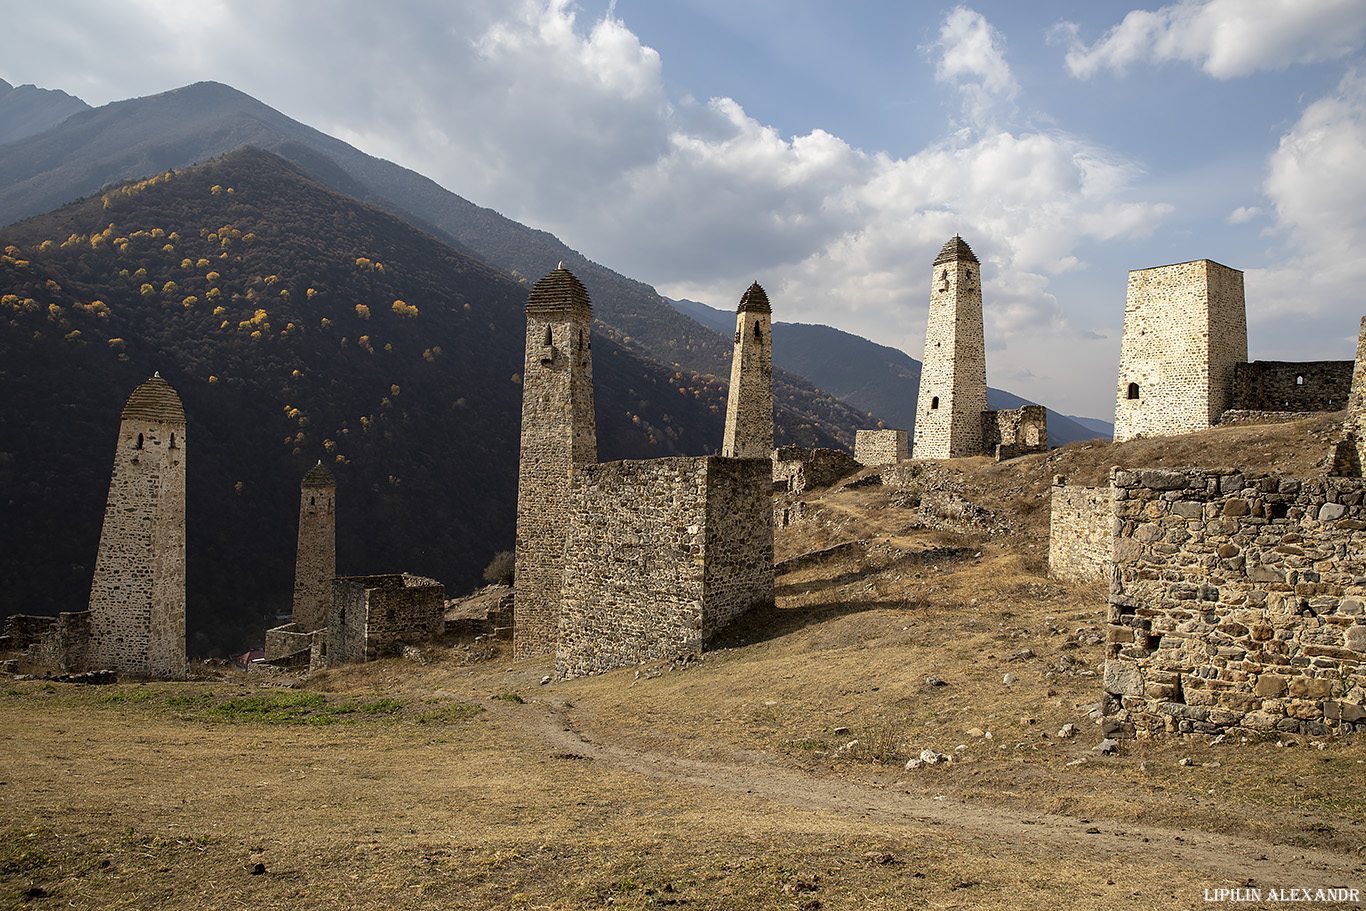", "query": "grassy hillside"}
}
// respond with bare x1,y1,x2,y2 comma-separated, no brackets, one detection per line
0,148,728,654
